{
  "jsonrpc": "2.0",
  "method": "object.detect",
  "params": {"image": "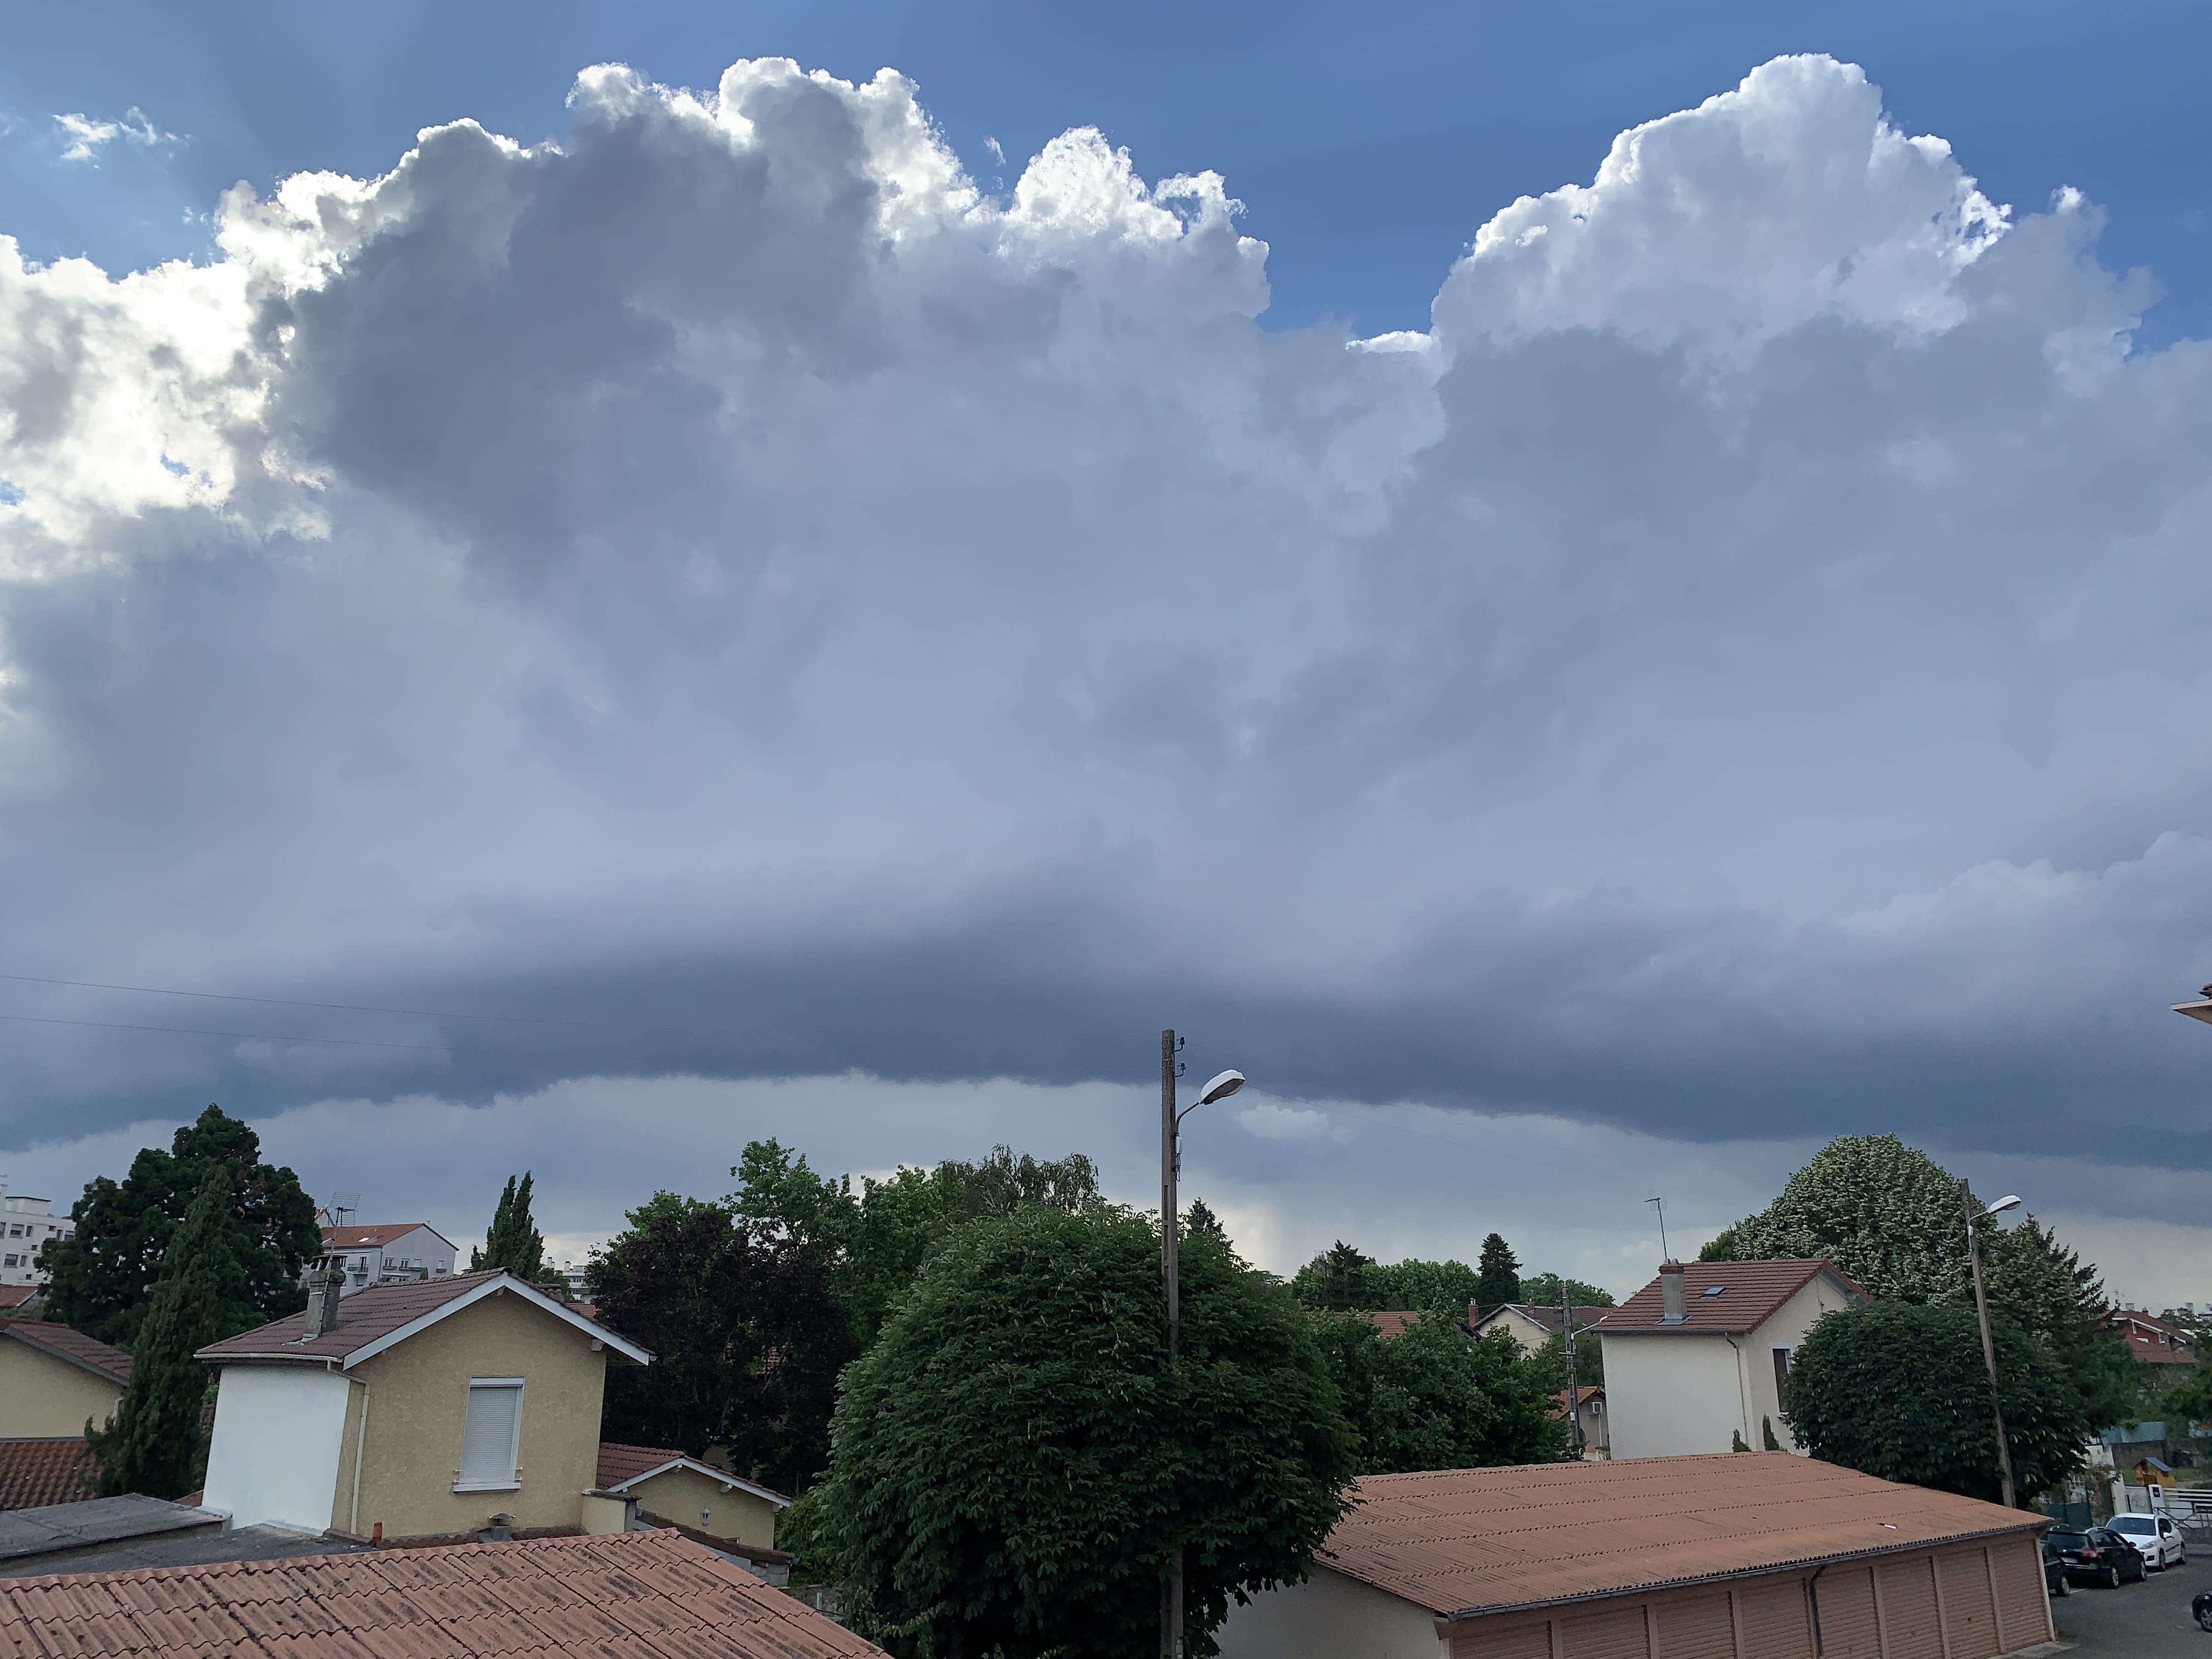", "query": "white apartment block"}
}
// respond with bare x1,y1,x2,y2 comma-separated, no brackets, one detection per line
0,1187,74,1285
315,1222,458,1296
